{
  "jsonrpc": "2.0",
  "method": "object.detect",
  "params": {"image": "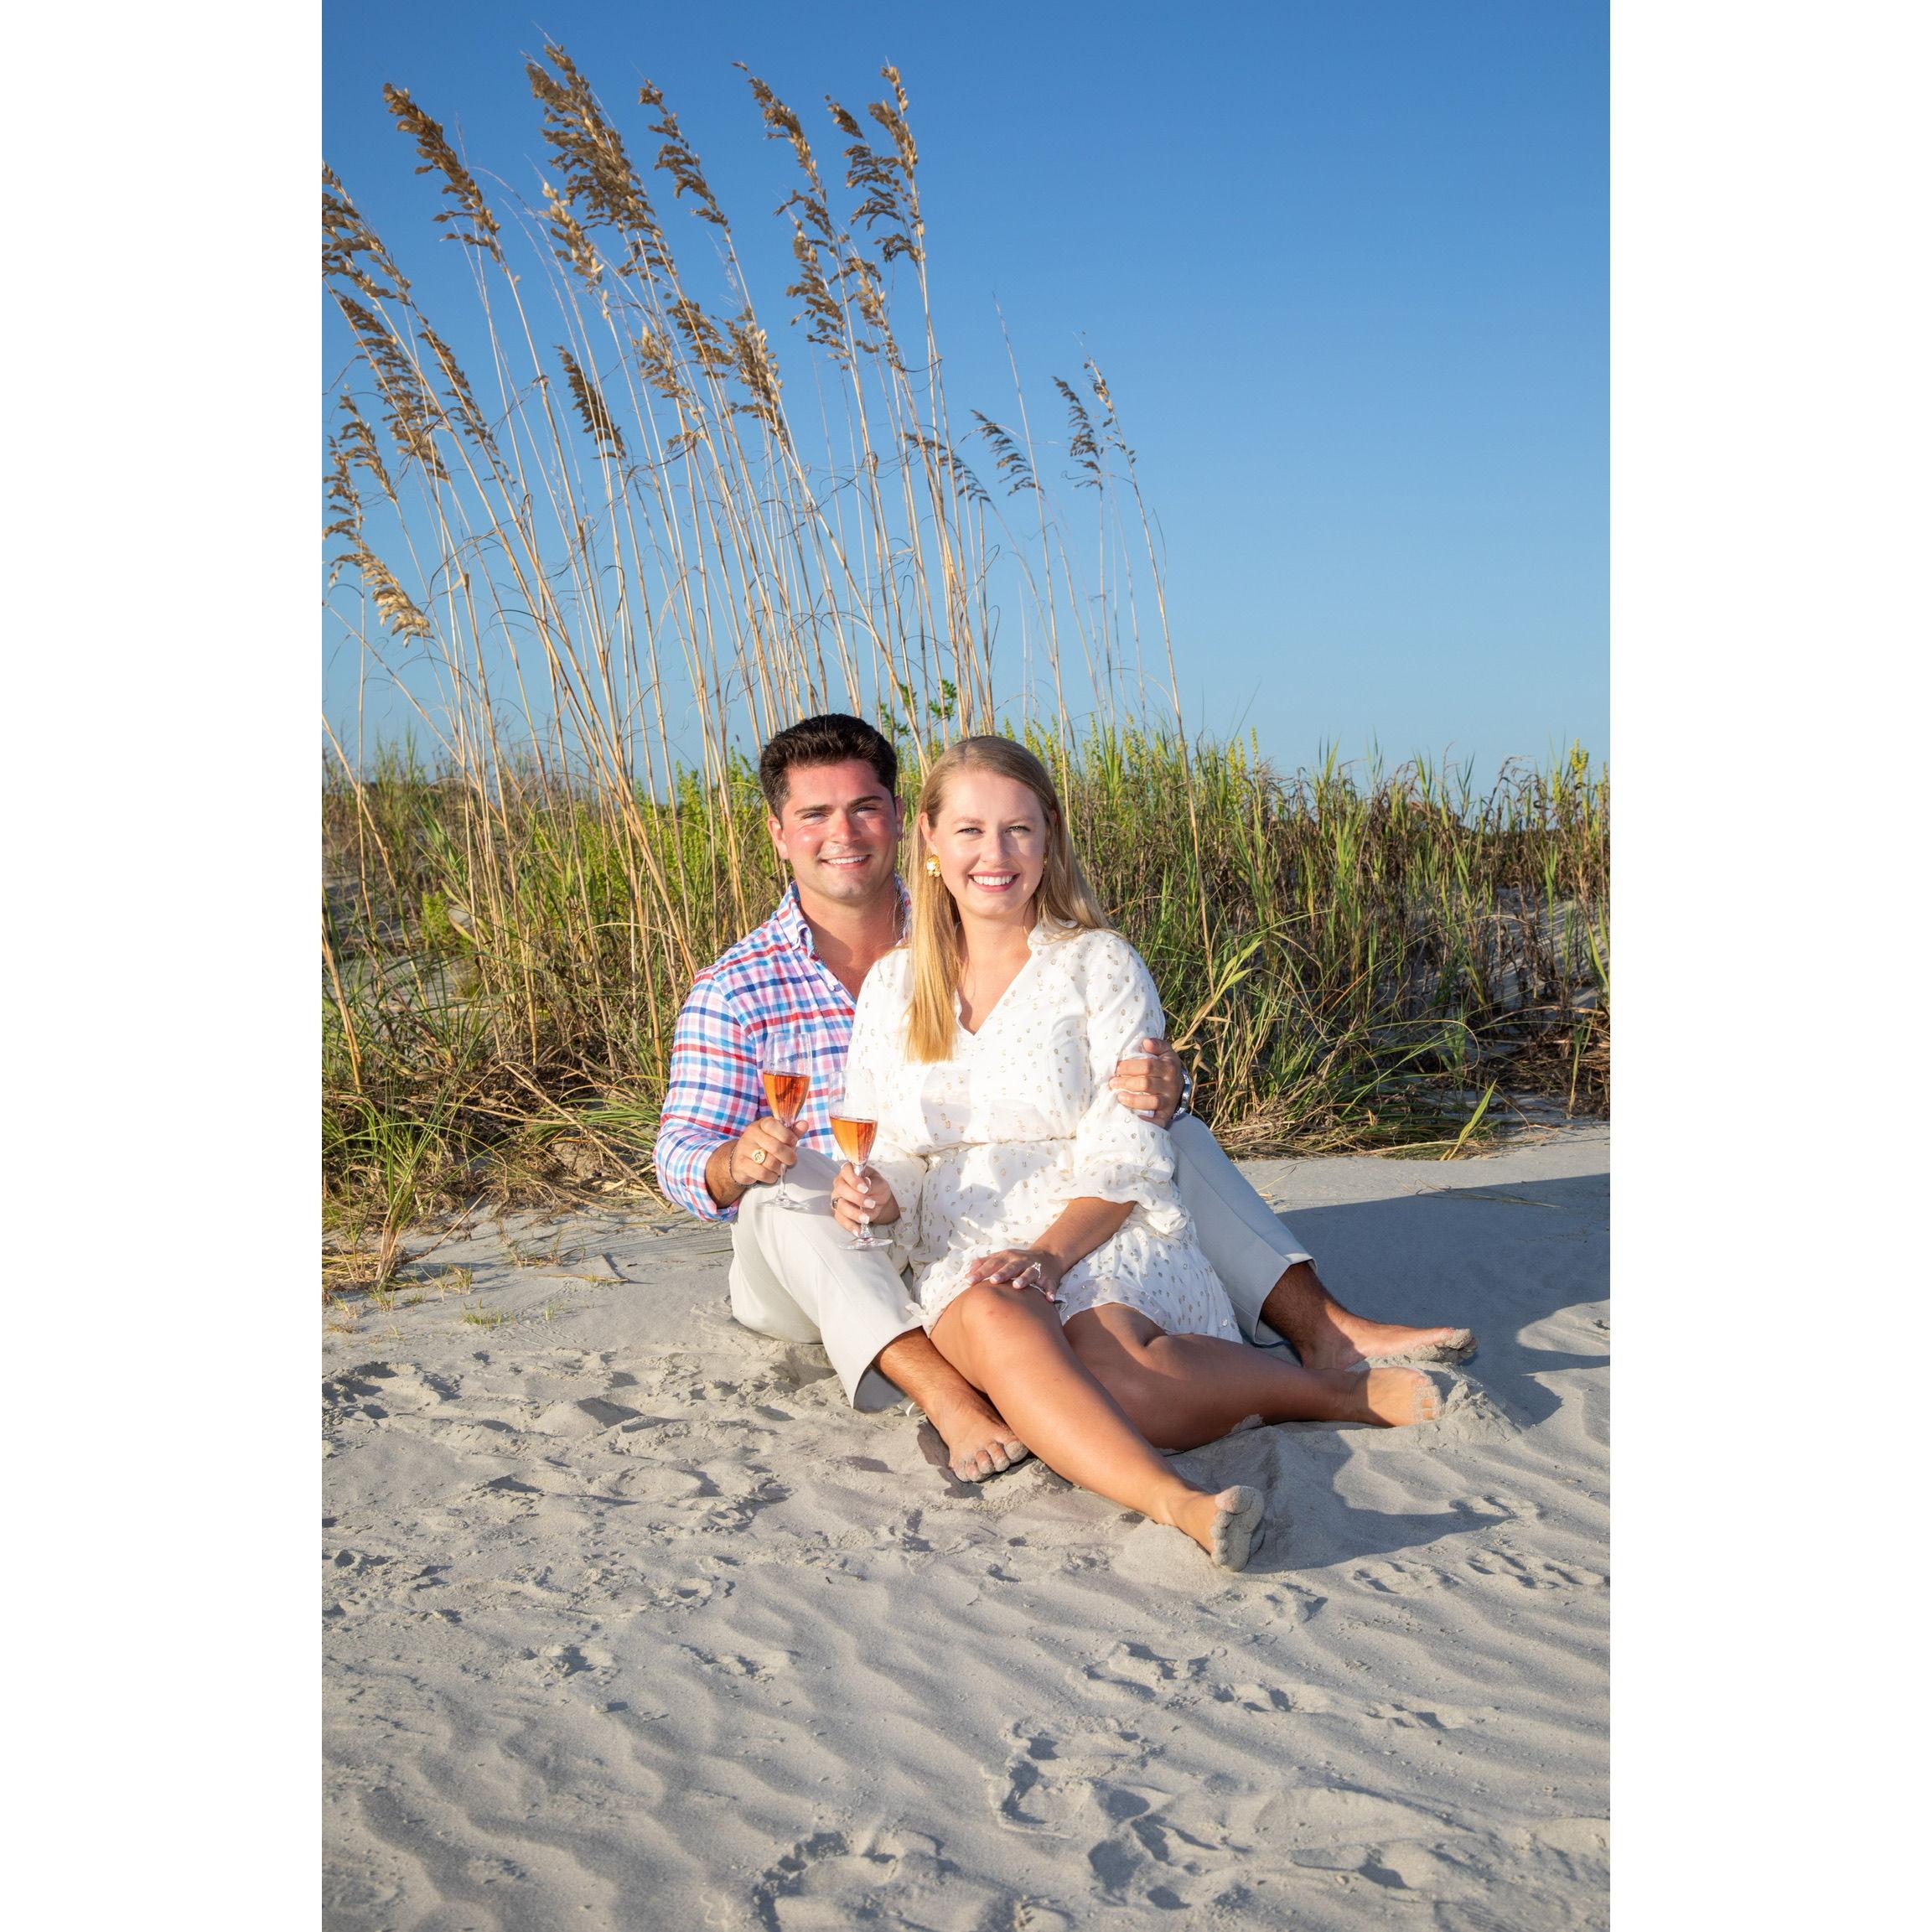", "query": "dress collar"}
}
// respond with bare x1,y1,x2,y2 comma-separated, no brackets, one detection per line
952,918,1063,1033
1027,915,1080,953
